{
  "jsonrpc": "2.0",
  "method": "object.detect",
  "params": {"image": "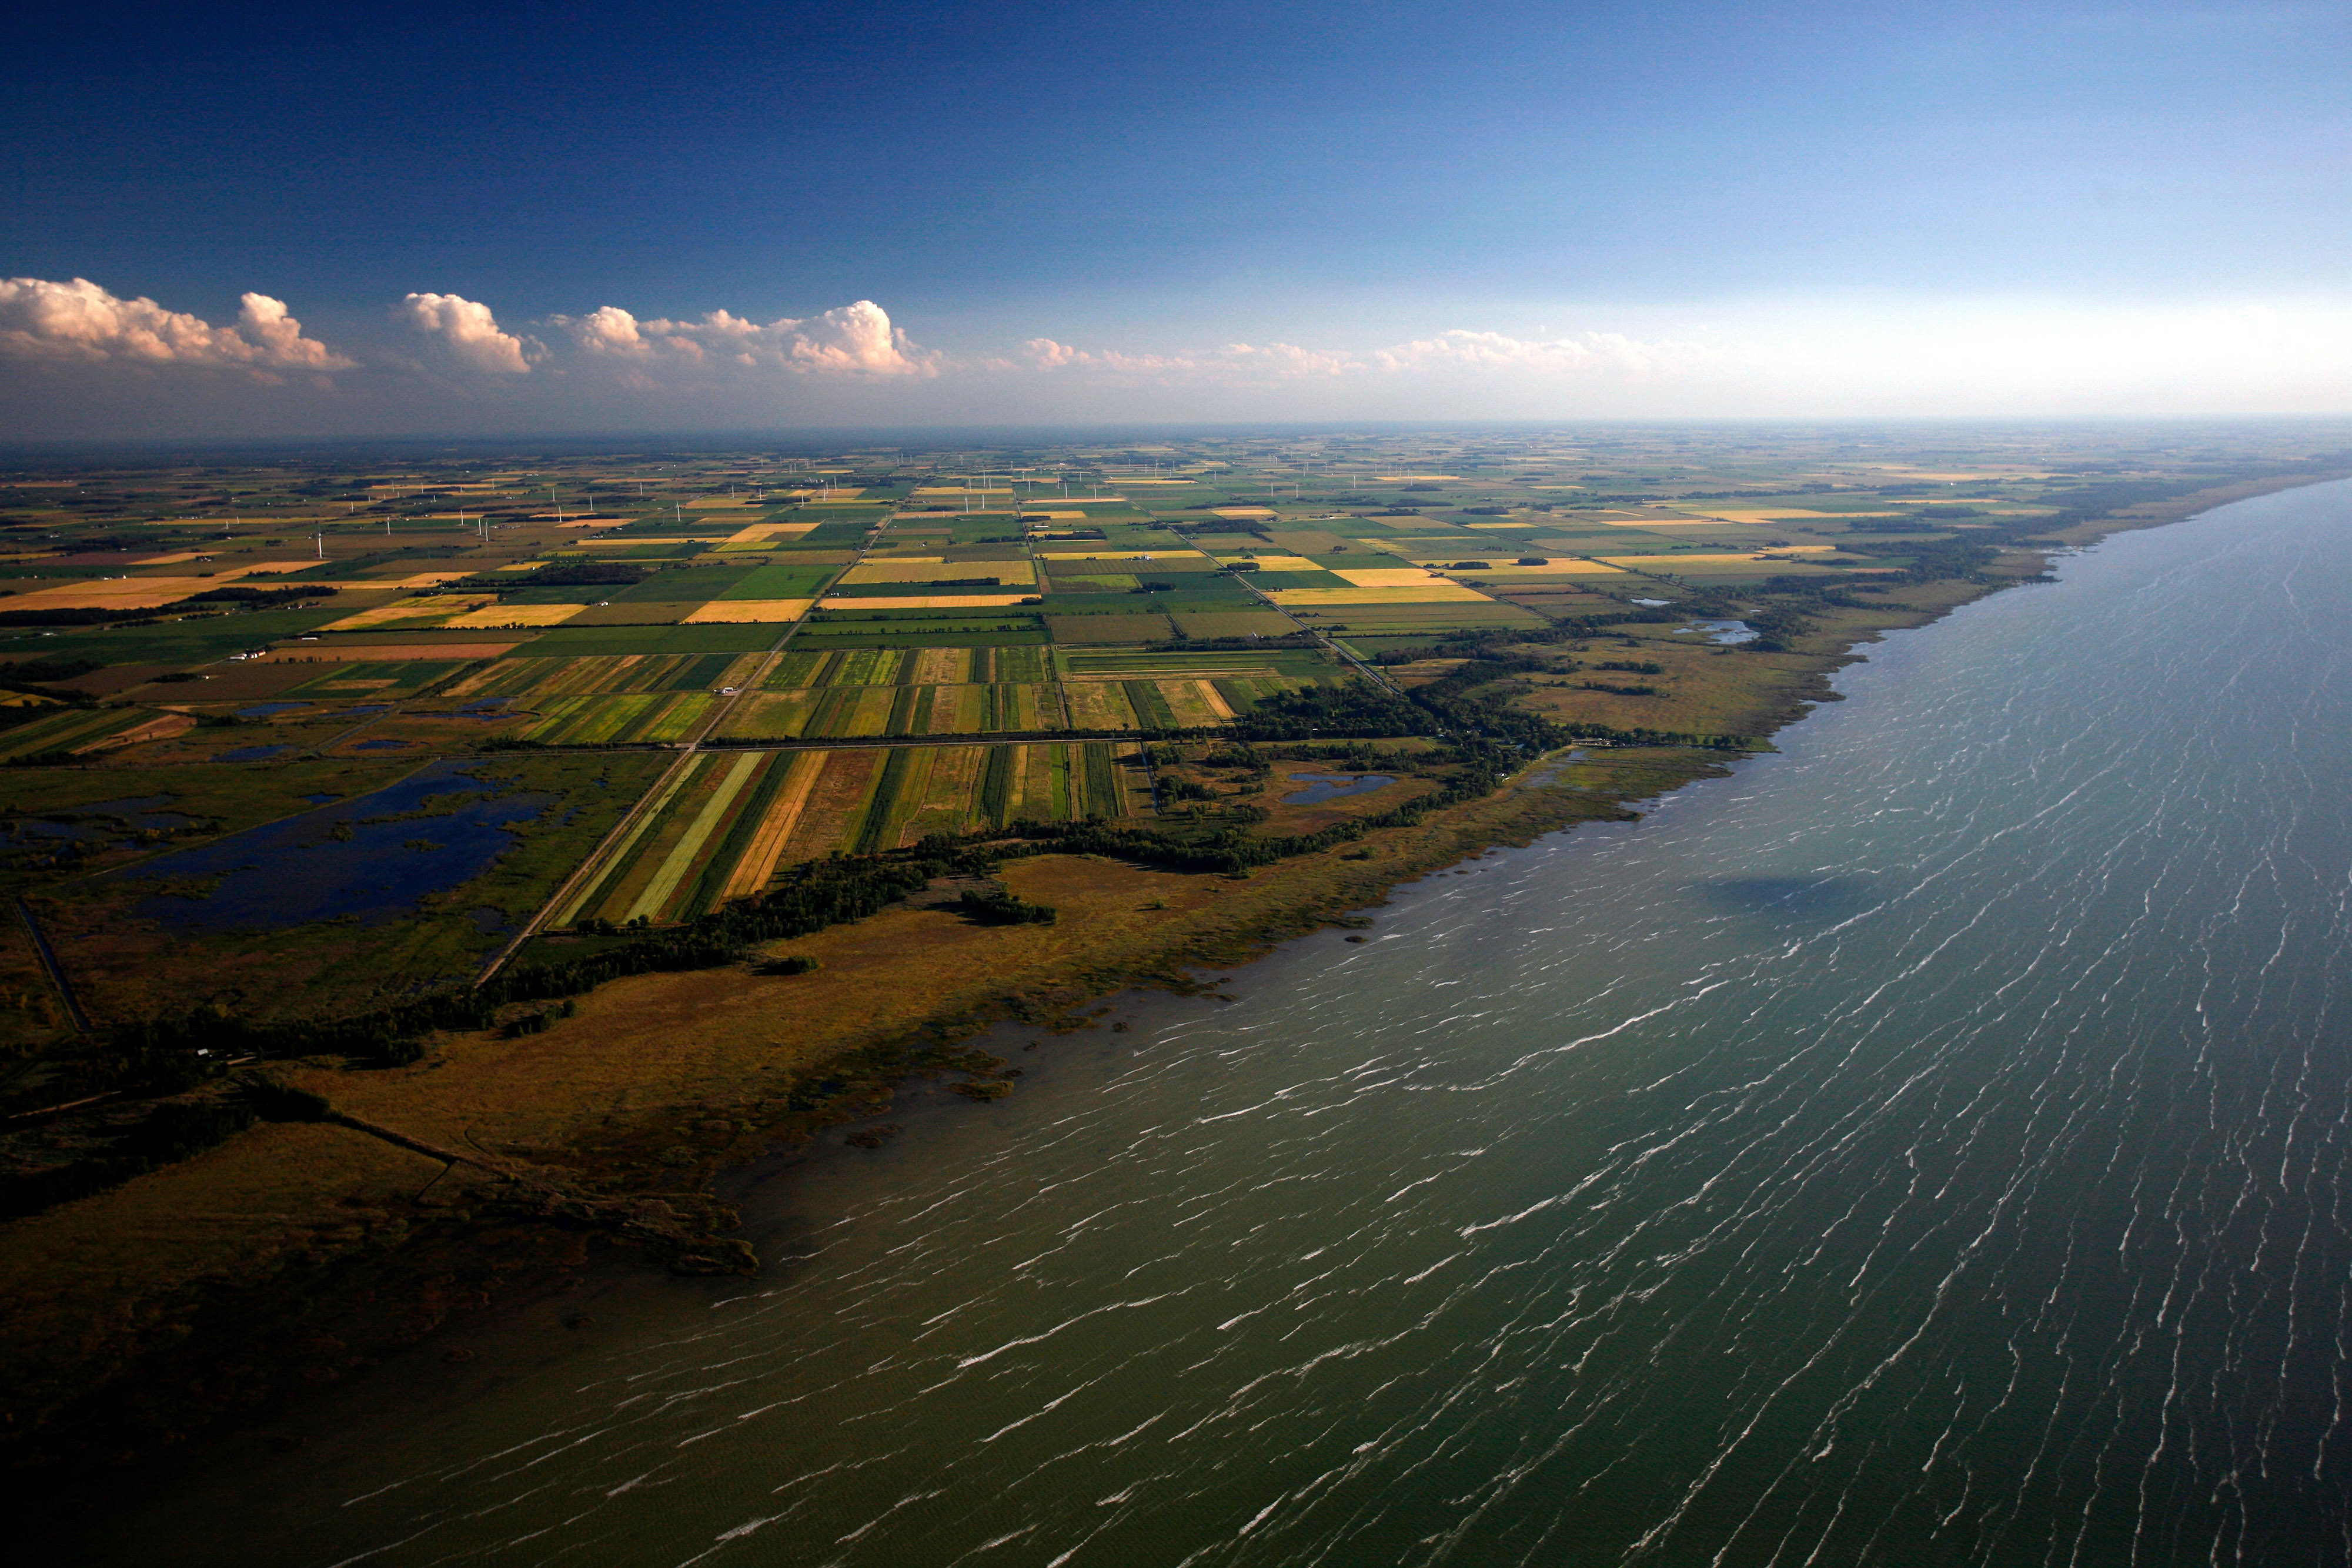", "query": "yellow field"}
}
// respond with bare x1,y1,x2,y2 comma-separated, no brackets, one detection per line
323,593,498,630
1334,567,1454,587
728,521,818,541
440,603,584,628
1269,584,1491,605
1212,554,1319,571
2,561,320,610
1211,507,1277,519
1443,561,1629,576
818,593,1035,610
683,599,812,623
2,579,213,610
1464,521,1535,530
